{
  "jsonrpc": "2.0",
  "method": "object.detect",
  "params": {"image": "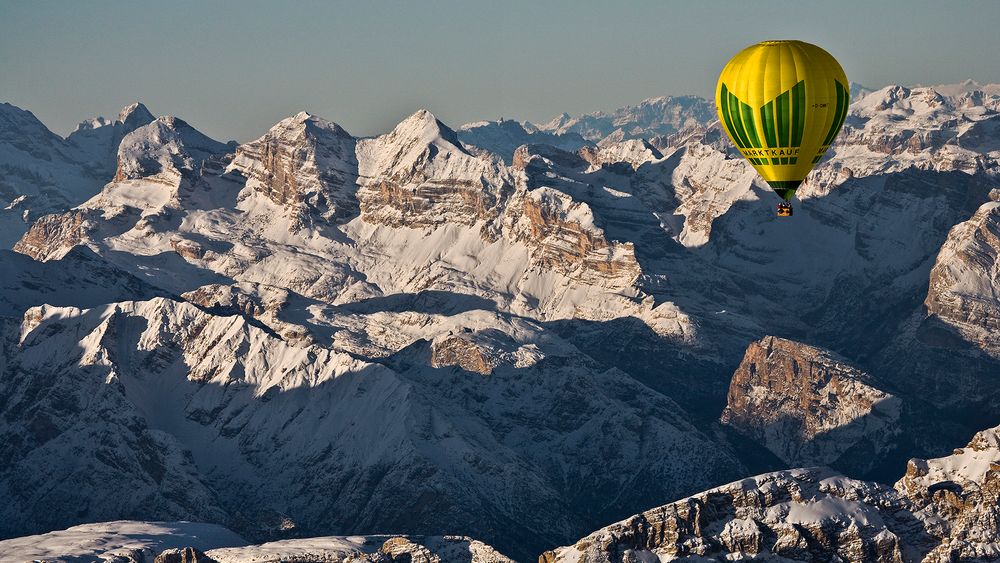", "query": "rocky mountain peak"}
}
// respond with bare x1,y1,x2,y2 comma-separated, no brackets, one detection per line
721,336,902,471
118,101,156,129
227,110,359,227
390,108,462,148
114,116,230,181
281,111,352,139
5,79,1000,561
538,112,573,131
0,102,69,147
353,109,513,229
